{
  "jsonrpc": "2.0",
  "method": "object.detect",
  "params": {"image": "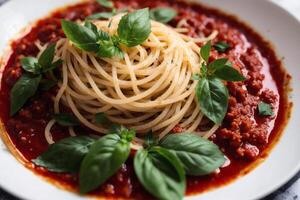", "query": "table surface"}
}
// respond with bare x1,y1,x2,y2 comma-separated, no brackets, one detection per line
0,0,299,200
